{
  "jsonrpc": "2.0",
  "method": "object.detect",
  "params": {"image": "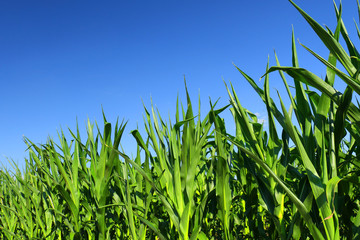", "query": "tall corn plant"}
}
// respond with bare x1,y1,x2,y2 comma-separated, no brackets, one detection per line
126,84,226,239
223,0,360,239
